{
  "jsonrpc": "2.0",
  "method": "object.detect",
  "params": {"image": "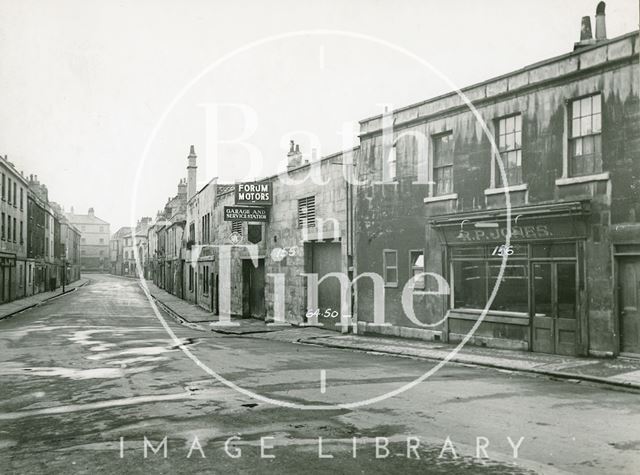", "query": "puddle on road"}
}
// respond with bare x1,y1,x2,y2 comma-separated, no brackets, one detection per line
0,362,157,380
